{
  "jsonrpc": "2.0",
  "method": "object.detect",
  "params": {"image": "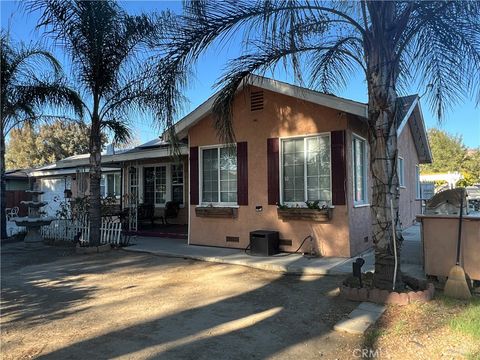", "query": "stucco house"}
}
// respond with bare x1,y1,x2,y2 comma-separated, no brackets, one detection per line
30,76,431,257
174,76,431,257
